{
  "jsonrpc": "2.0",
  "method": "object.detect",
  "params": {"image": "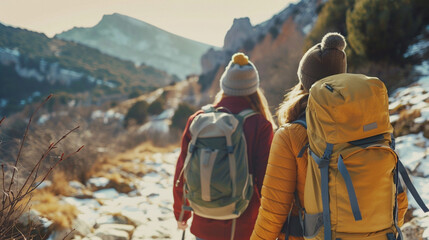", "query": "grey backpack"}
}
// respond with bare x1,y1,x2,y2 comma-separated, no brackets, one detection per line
177,105,257,238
